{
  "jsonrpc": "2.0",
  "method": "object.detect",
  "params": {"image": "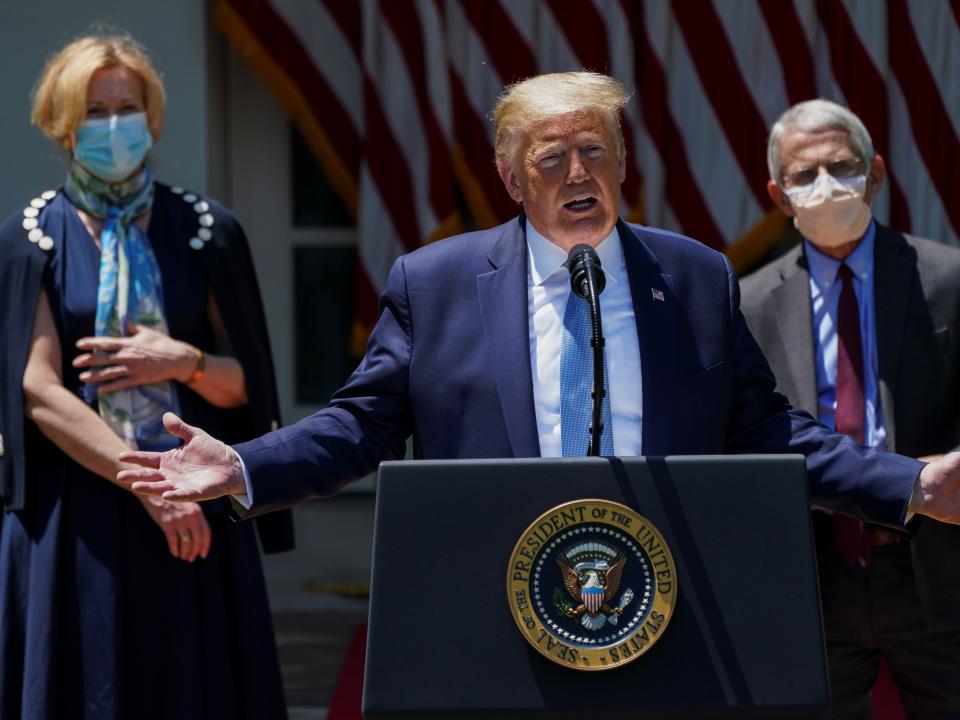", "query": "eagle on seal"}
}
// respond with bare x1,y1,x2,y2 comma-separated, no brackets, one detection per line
557,552,626,619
